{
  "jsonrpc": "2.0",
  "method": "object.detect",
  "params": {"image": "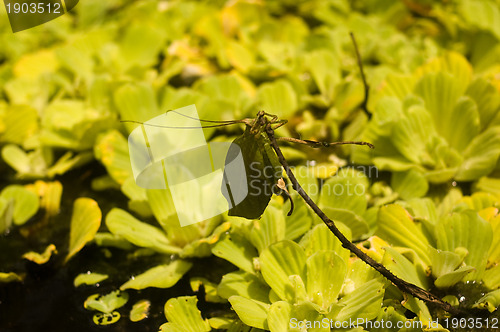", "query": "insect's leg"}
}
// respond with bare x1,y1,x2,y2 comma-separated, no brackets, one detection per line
271,119,288,130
